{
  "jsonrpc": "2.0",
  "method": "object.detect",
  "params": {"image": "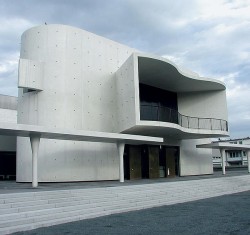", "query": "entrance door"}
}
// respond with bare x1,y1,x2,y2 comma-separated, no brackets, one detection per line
148,146,159,179
159,146,166,178
165,147,177,177
129,146,142,180
0,151,16,180
141,145,149,179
